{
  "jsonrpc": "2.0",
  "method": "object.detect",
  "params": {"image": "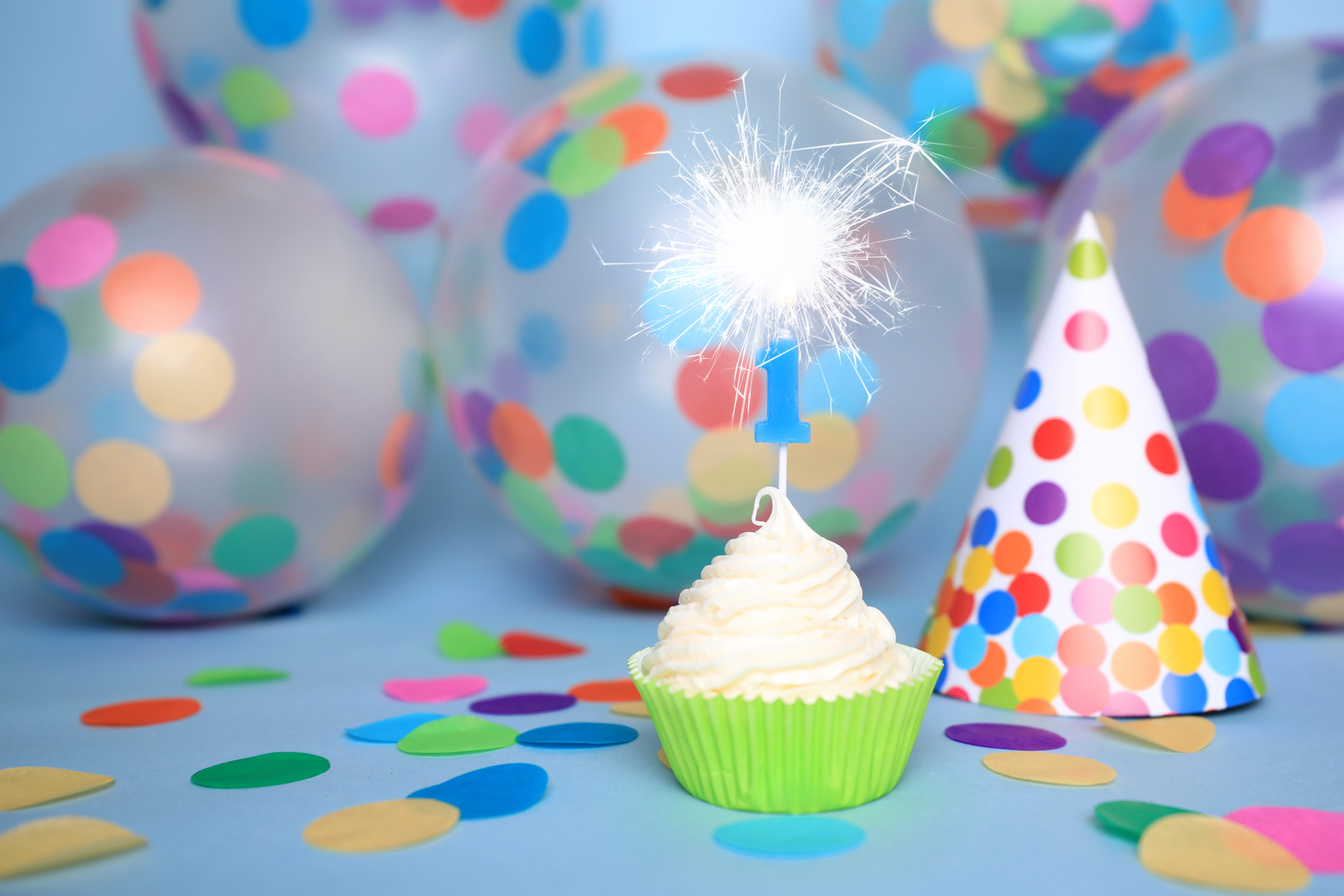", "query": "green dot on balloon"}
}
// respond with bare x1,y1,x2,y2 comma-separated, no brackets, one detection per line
1055,532,1102,579
1113,585,1161,634
501,471,573,557
221,66,292,130
567,70,642,118
1068,240,1108,280
211,514,298,578
586,516,622,551
866,501,918,553
807,507,861,540
1249,652,1266,694
1007,0,1073,36
1211,326,1275,393
0,424,69,510
547,126,626,198
979,677,1019,710
553,415,624,491
987,446,1013,488
924,114,991,169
